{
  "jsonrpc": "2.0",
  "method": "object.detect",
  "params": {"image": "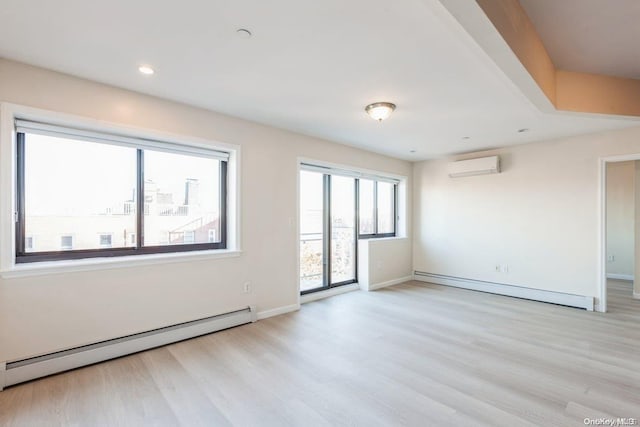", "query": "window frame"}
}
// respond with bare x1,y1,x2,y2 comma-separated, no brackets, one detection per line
357,179,398,240
14,127,229,264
